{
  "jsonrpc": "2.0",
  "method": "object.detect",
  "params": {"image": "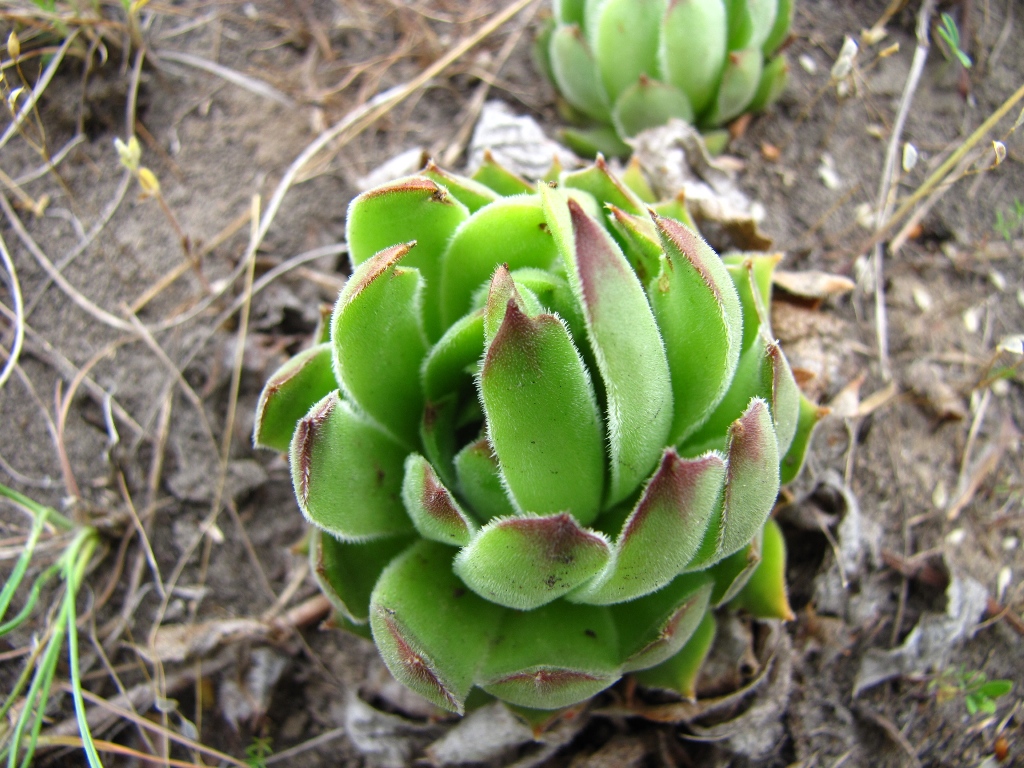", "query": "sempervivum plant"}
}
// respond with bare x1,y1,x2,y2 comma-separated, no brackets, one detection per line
536,0,793,156
254,156,821,714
